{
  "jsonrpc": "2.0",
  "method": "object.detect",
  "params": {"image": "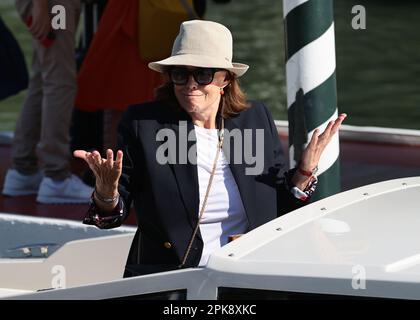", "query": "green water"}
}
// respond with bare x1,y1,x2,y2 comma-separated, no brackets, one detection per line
1,0,419,131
